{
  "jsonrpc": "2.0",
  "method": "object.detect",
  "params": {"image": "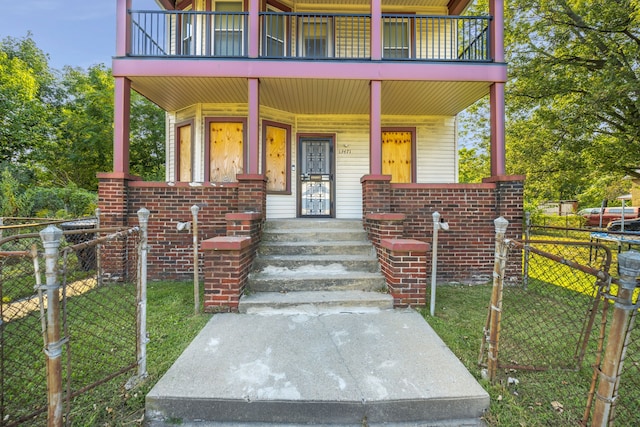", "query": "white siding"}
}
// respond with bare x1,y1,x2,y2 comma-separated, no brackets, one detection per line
382,115,457,183
296,114,369,219
166,112,175,181
165,105,457,219
263,107,297,218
